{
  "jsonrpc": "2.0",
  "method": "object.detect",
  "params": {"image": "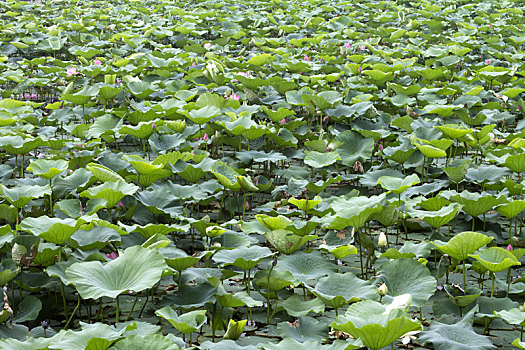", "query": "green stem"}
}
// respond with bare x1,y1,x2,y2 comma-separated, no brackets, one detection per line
115,295,120,324
463,260,466,293
125,293,139,322
64,294,81,329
